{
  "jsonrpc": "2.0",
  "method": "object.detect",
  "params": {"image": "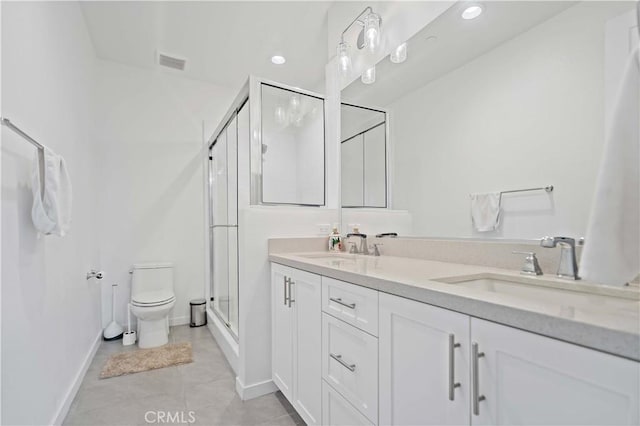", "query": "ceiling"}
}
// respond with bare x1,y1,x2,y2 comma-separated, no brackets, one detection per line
342,1,578,107
80,1,332,93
